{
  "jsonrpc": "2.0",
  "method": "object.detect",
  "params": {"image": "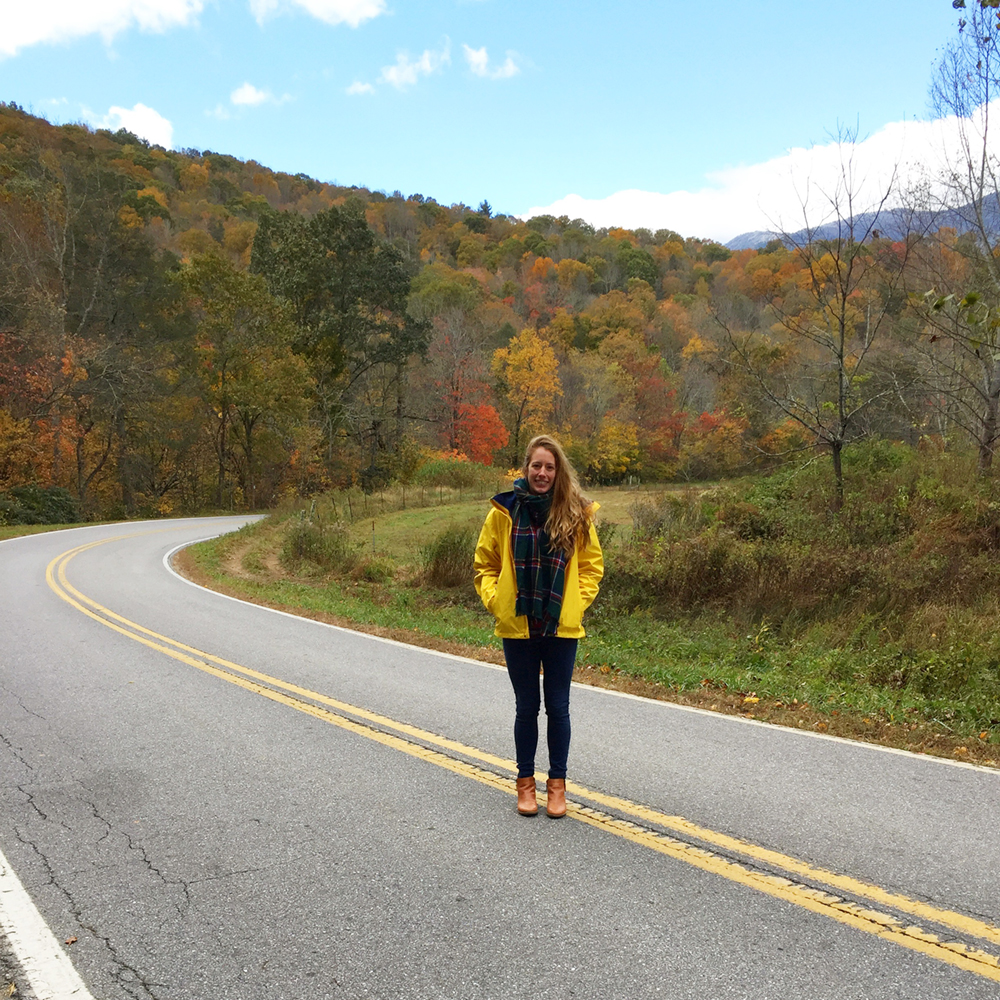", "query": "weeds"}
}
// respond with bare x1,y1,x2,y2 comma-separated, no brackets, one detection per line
281,502,358,573
591,443,1000,734
422,525,477,588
